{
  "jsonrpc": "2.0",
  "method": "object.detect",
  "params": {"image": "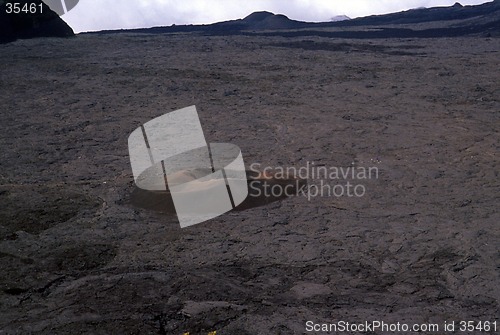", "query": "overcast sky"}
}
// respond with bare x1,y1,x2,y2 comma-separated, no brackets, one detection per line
62,0,491,33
